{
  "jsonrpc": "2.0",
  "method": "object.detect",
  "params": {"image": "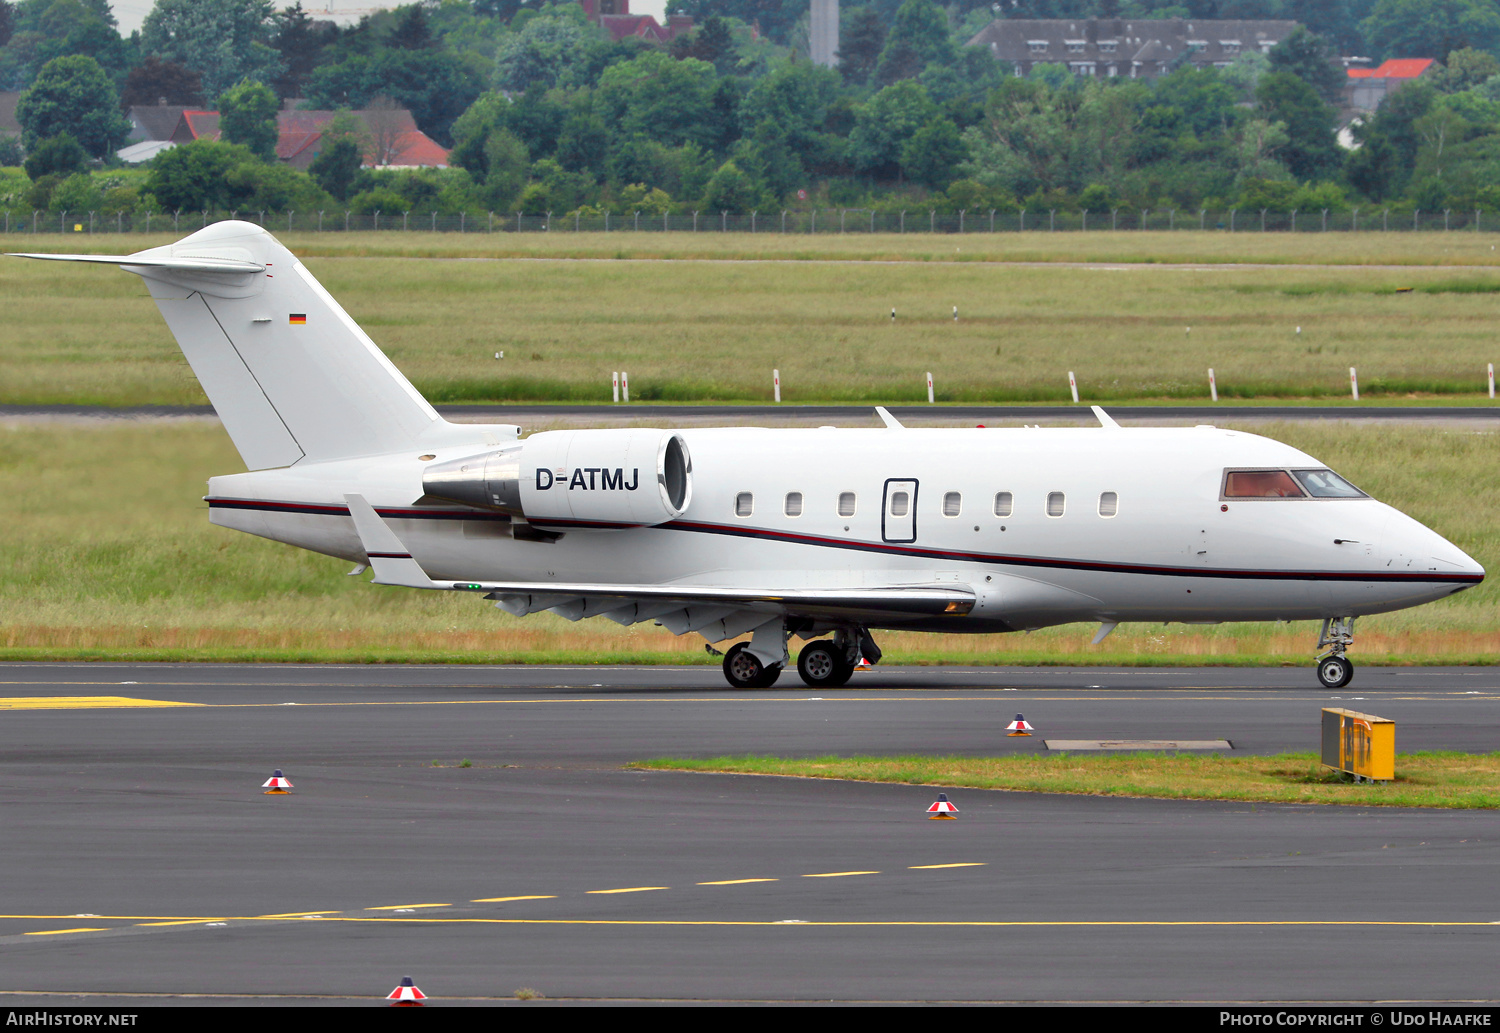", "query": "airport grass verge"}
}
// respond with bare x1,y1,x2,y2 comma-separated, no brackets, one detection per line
8,236,1500,406
632,752,1500,809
